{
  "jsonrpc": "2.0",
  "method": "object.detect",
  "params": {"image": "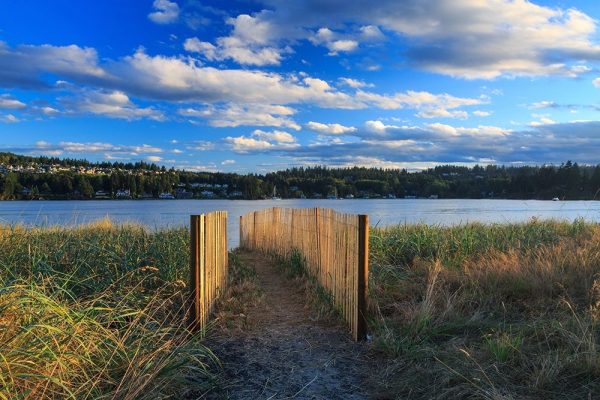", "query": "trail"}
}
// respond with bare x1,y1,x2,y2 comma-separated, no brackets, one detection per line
206,251,373,400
